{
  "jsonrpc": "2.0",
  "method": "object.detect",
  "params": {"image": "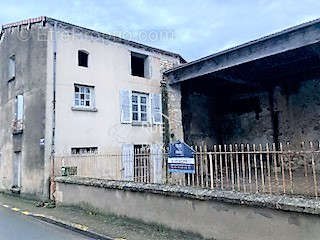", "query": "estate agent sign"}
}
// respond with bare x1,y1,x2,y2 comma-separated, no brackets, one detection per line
168,140,195,174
